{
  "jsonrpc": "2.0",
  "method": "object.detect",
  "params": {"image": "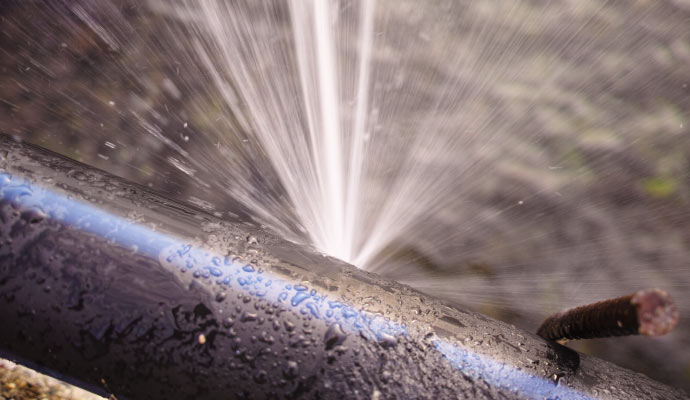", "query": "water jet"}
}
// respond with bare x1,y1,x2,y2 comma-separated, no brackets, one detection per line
1,135,687,399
